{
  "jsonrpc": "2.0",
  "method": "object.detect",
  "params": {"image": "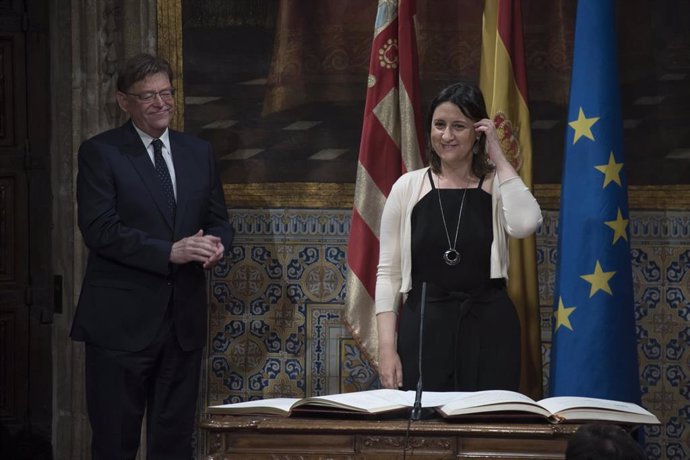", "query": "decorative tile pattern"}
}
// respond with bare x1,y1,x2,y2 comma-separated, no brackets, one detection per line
202,208,689,460
206,209,351,406
628,213,690,460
